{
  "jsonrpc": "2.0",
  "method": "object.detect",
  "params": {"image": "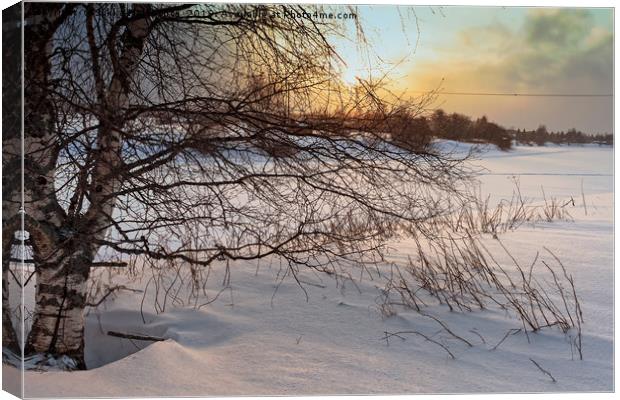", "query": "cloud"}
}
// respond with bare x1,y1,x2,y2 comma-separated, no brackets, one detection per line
402,9,613,132
525,9,592,49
